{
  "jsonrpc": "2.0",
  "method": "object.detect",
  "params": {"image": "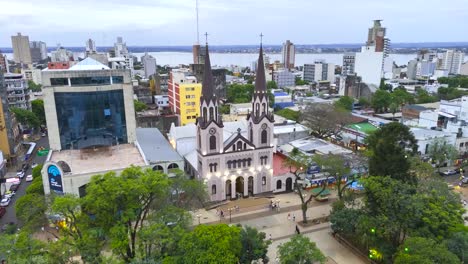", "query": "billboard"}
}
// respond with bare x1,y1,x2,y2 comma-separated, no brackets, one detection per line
47,164,63,193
